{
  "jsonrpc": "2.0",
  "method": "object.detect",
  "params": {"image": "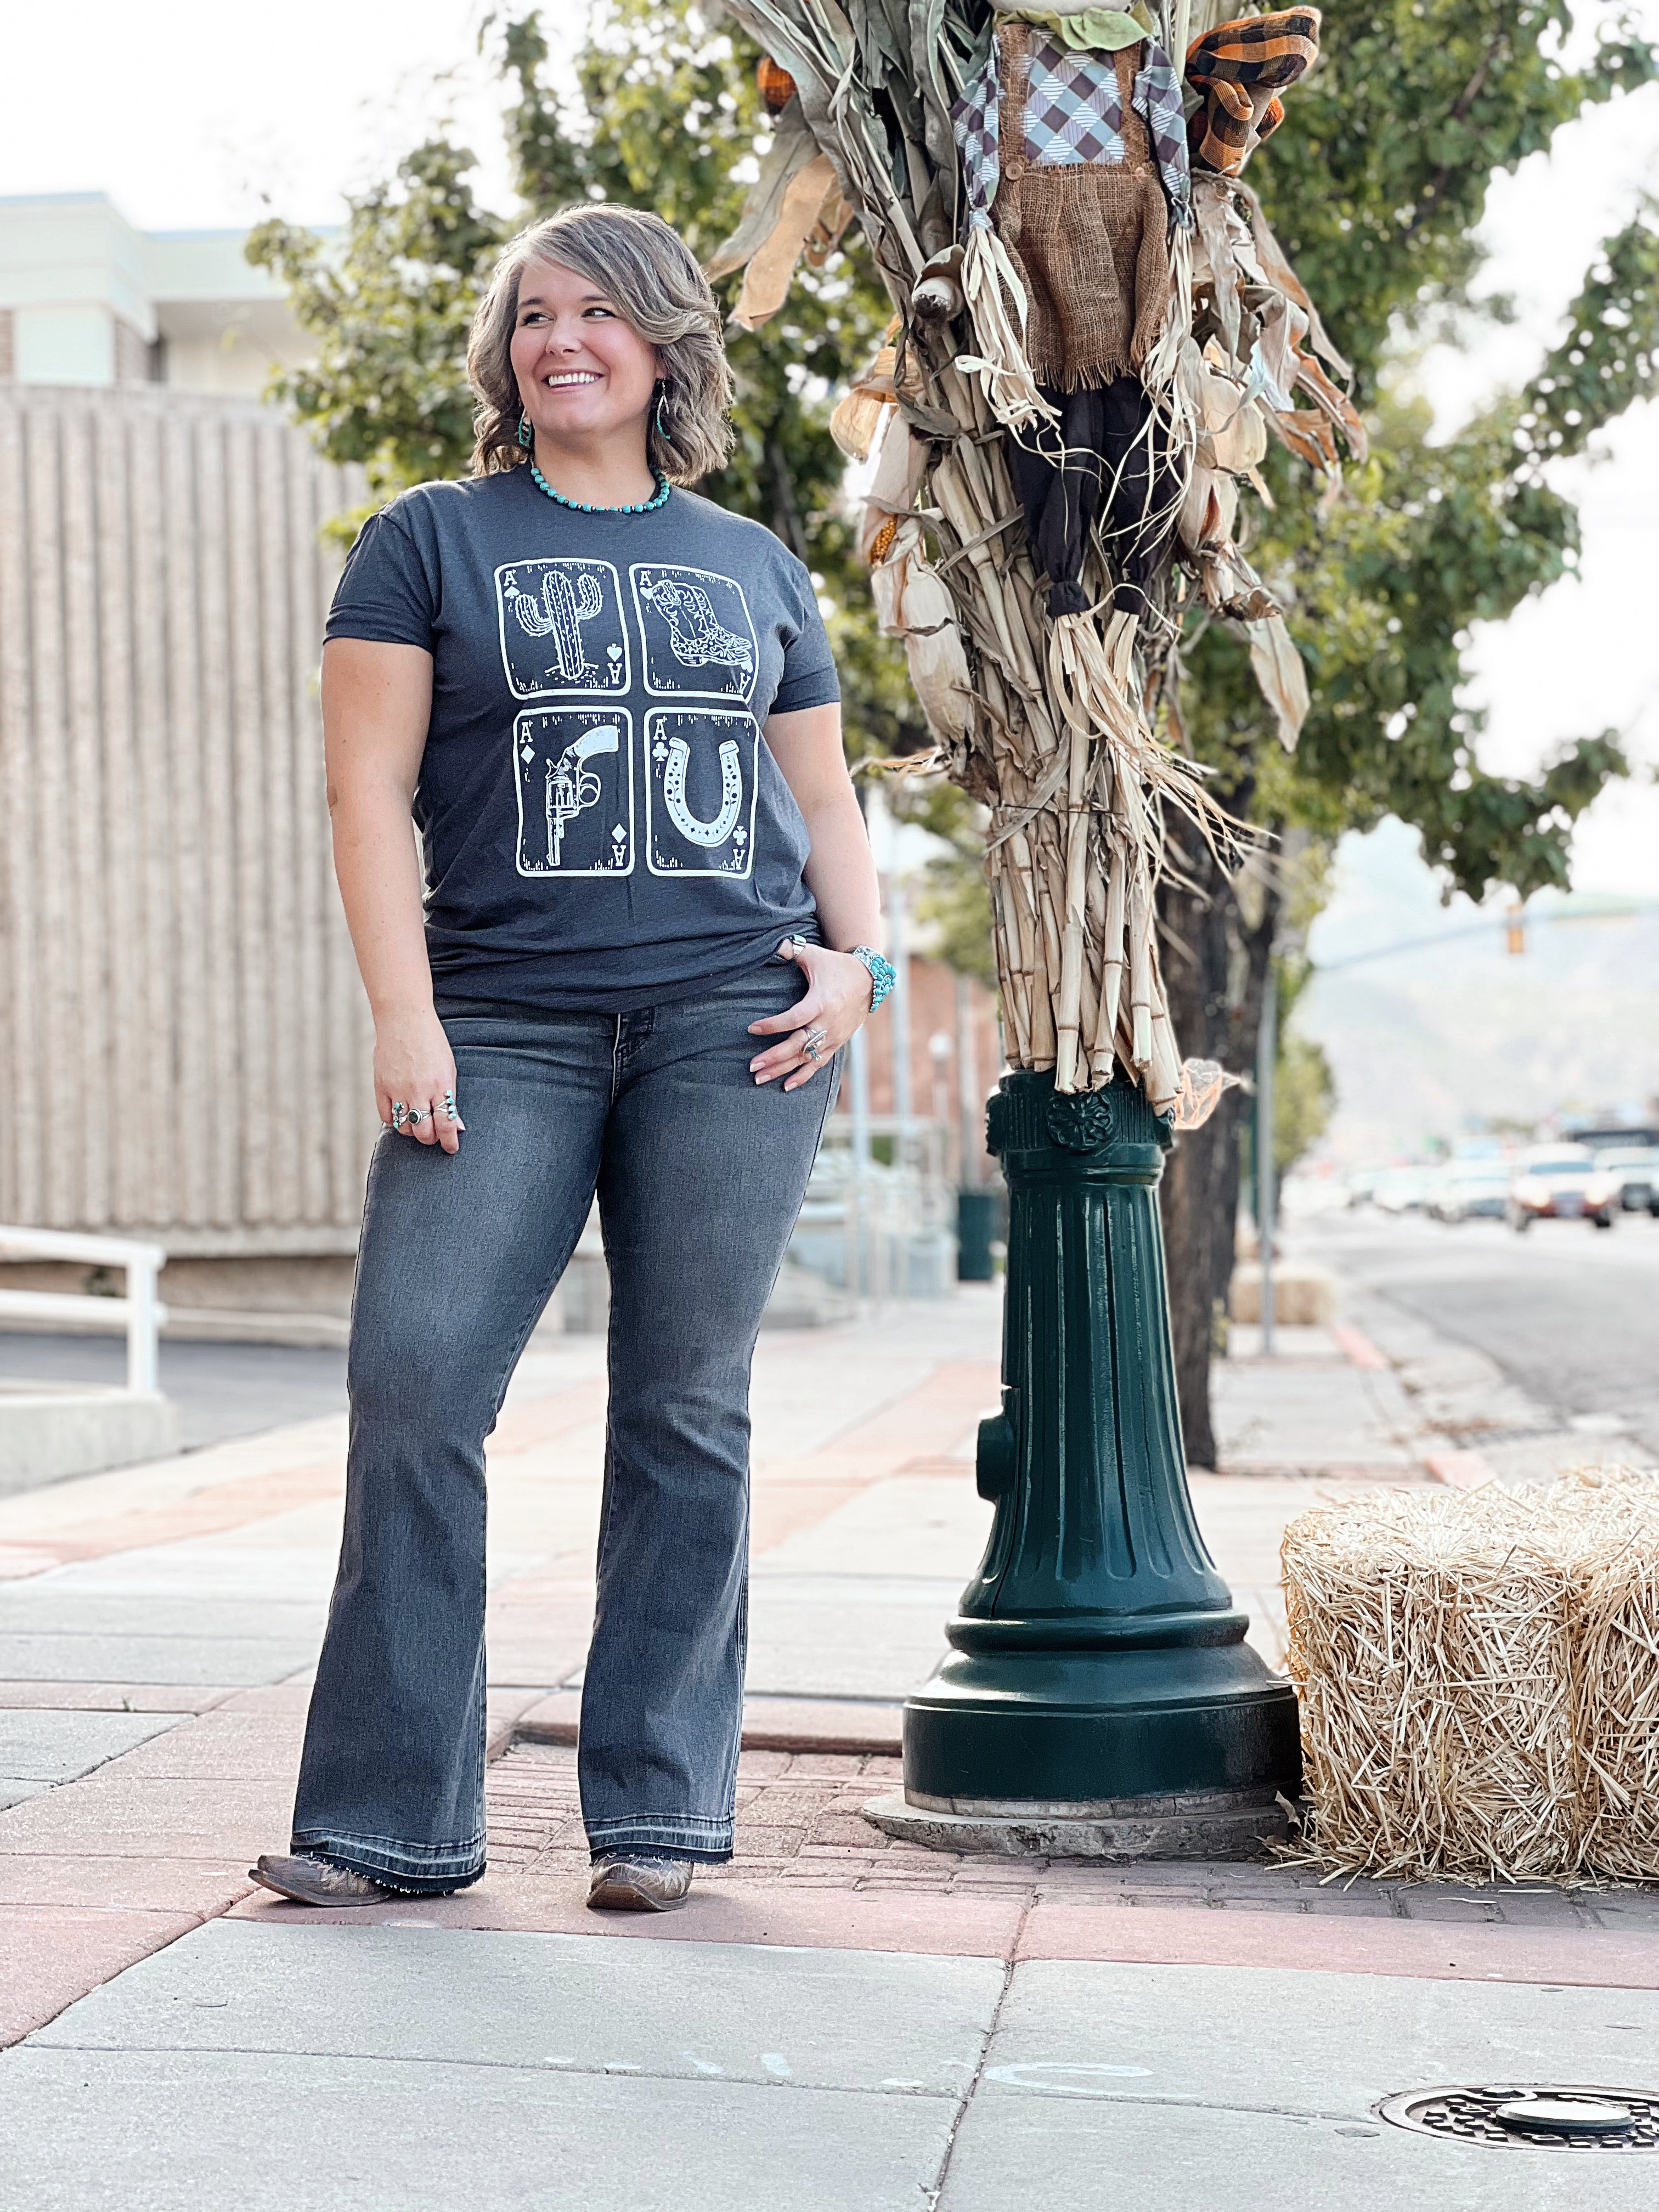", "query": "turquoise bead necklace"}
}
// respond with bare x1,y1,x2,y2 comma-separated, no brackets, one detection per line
527,456,670,516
